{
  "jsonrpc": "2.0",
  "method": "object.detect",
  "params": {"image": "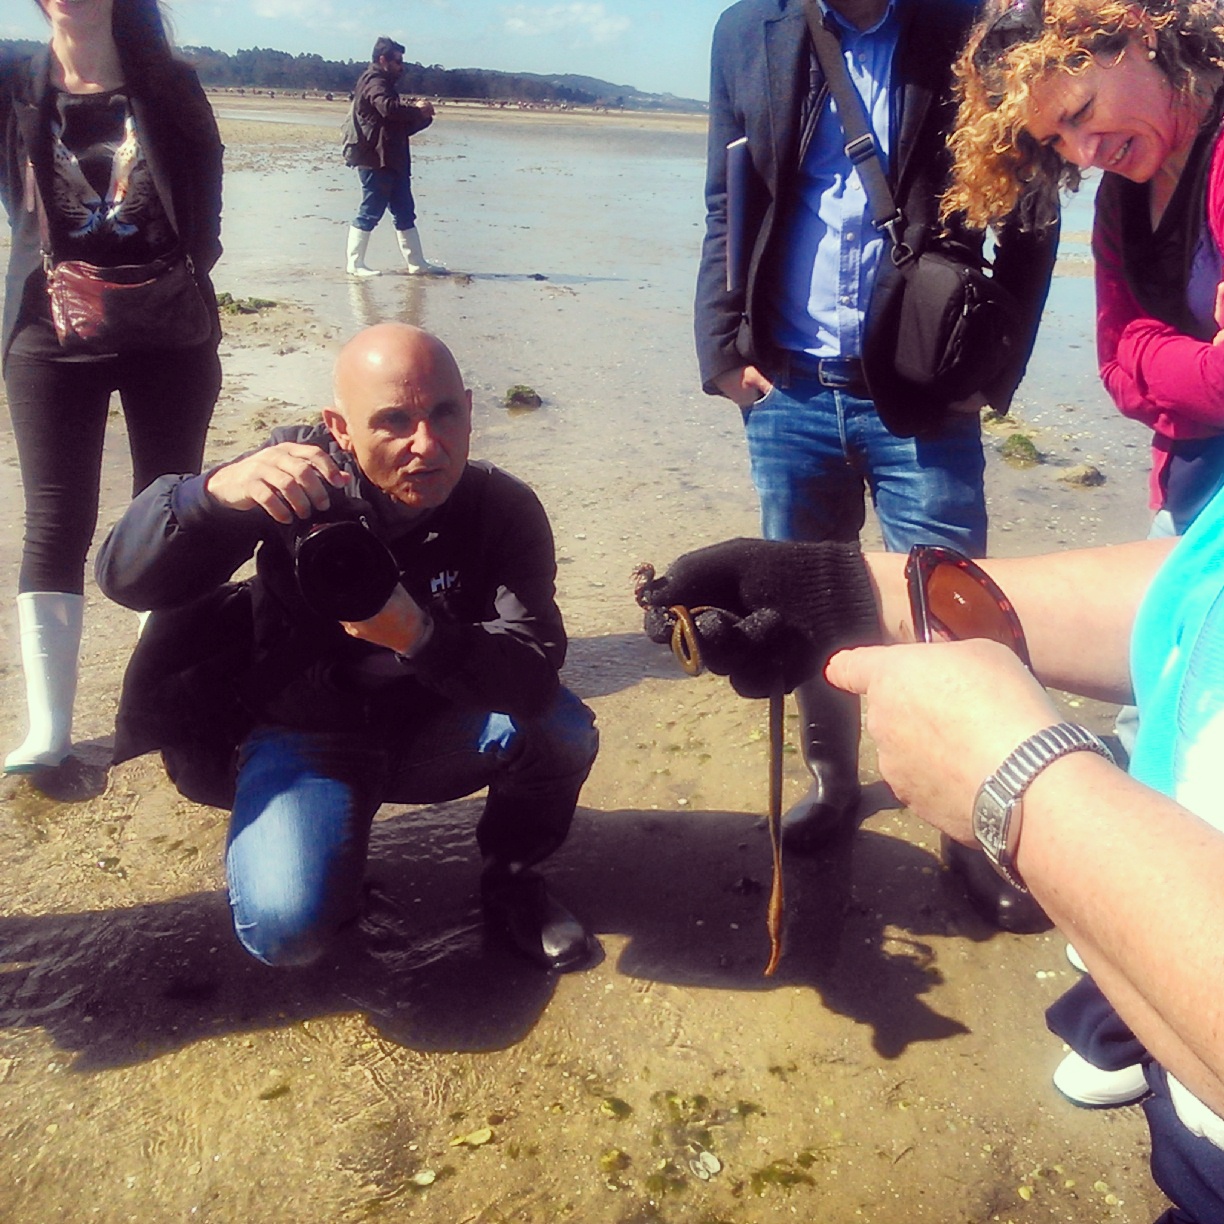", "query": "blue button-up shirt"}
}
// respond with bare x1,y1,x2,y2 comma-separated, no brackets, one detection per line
771,0,899,358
